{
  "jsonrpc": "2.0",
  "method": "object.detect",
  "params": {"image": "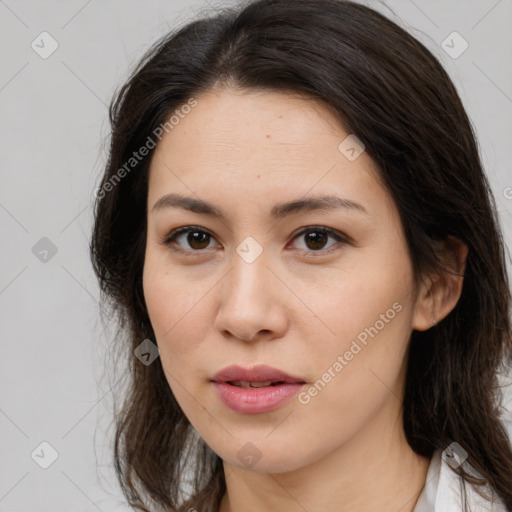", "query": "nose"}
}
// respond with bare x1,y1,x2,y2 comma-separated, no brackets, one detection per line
214,253,289,343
